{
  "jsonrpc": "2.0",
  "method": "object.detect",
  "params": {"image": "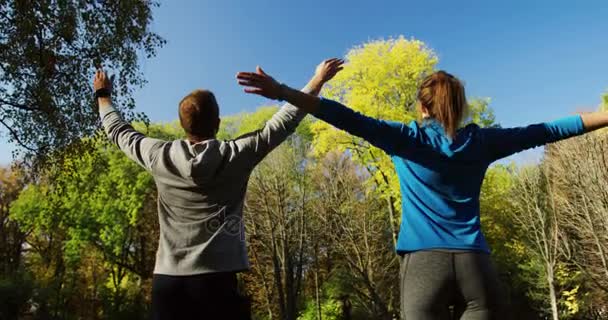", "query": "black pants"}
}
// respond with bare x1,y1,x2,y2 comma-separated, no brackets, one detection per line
400,251,506,320
151,272,251,320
